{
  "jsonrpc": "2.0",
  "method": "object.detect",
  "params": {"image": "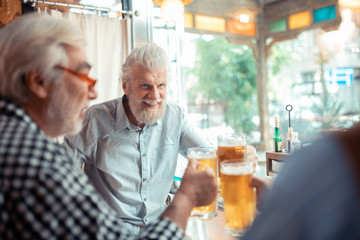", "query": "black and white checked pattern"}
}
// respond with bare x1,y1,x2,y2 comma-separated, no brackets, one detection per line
0,99,184,240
